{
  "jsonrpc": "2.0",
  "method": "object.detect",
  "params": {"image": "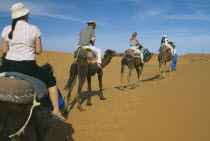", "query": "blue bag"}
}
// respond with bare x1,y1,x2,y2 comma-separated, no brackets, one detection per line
171,54,178,70
51,88,65,110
